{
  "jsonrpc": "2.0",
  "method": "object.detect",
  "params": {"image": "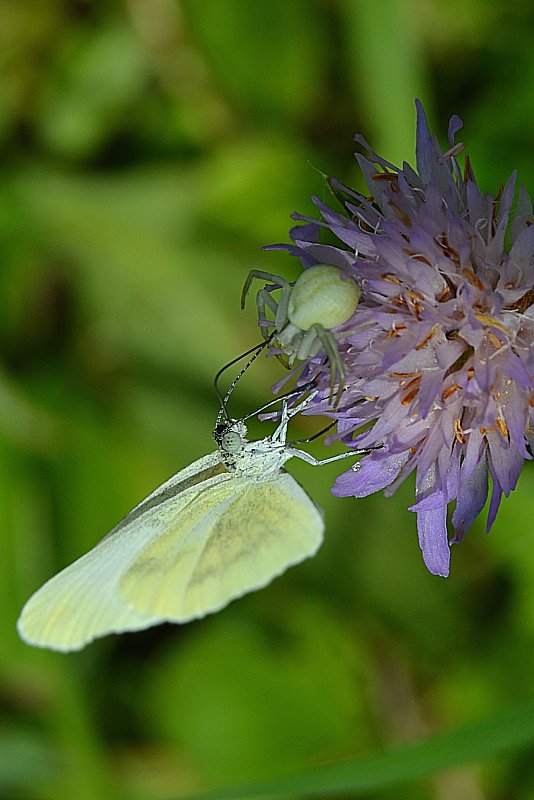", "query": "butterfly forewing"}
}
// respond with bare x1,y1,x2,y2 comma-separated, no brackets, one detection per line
17,454,228,651
119,472,323,621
